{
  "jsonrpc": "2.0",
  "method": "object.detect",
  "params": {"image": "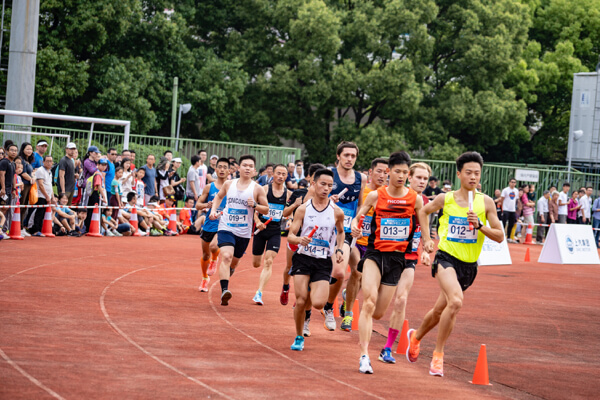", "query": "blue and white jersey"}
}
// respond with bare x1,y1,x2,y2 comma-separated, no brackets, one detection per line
203,182,227,233
331,169,362,232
